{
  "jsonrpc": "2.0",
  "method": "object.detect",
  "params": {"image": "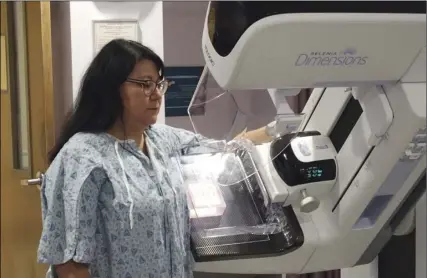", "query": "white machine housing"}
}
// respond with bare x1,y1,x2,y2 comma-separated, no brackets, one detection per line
194,1,426,274
256,134,338,207
203,9,425,89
